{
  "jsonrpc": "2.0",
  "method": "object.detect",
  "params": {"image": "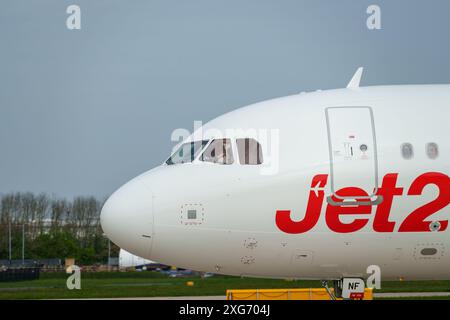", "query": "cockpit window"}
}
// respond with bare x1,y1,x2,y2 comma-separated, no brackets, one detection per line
236,138,263,165
200,139,234,165
166,140,209,165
